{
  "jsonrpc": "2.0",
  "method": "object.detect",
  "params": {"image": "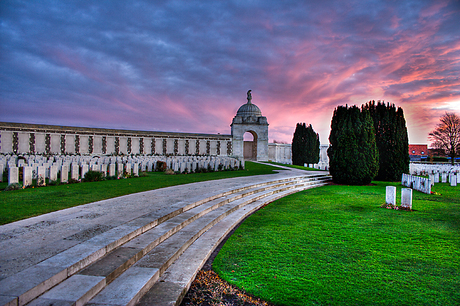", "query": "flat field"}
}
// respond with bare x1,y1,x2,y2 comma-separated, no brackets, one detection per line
213,182,460,306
